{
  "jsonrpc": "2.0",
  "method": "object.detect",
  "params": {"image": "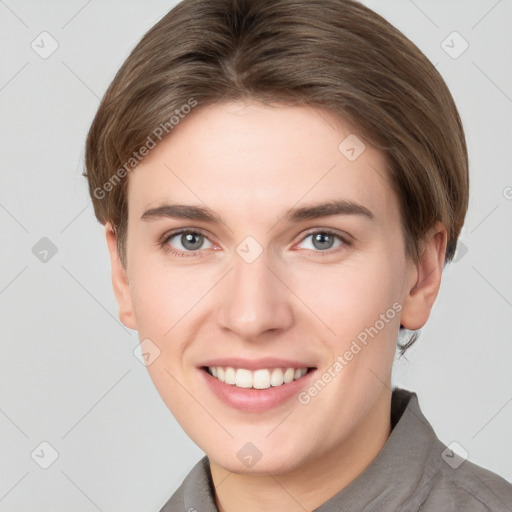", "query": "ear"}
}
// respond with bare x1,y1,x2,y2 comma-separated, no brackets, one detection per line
400,222,447,331
105,223,138,330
